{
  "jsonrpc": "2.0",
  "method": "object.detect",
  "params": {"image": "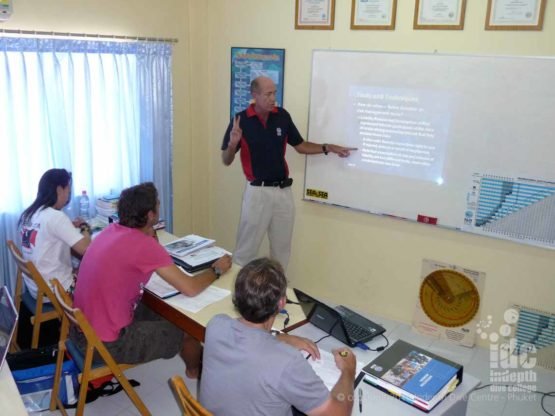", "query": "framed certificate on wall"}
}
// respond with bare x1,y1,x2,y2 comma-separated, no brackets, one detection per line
485,0,546,30
414,0,466,30
351,0,397,30
295,0,335,30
